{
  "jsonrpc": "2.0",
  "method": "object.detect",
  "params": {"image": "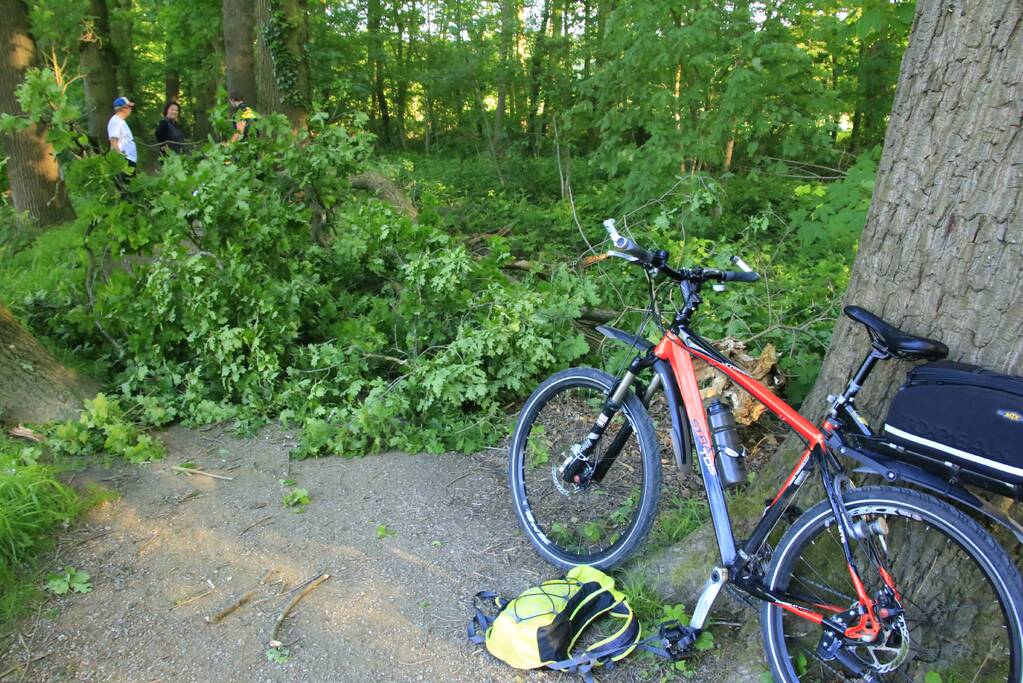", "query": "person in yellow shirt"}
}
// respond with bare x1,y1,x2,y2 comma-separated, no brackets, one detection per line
228,92,258,143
